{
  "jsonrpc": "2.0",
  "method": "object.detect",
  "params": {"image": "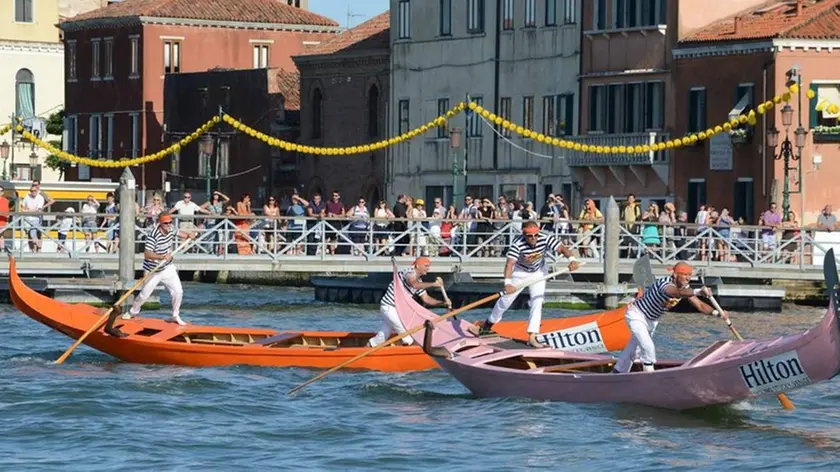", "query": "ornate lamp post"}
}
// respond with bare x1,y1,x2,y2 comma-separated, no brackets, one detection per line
767,104,806,221
450,127,462,206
